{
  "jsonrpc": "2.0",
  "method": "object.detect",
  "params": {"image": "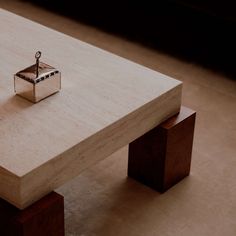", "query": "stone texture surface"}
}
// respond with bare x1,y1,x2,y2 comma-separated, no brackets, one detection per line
0,1,236,235
0,8,181,208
